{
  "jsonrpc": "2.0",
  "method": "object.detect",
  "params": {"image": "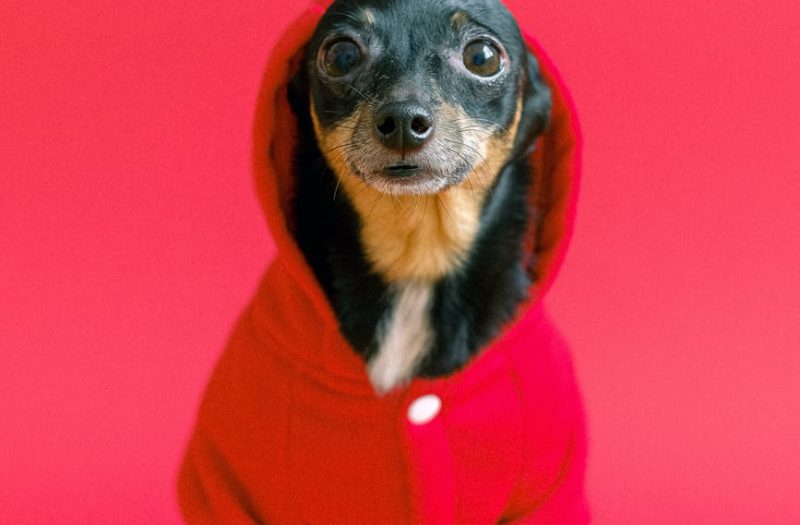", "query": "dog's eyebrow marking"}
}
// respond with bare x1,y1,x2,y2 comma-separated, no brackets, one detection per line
361,8,376,27
450,10,471,30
